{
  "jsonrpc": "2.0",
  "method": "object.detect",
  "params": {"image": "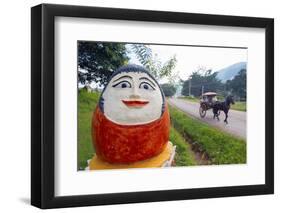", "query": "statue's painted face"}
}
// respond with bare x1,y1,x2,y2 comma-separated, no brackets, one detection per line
102,71,163,125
